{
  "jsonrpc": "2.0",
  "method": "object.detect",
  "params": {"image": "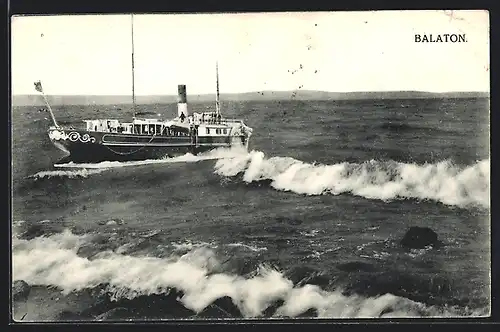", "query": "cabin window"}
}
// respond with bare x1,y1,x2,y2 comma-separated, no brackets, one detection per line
206,128,210,134
134,124,141,134
156,124,162,135
223,129,227,135
142,124,148,134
